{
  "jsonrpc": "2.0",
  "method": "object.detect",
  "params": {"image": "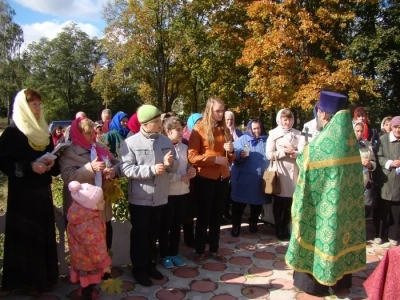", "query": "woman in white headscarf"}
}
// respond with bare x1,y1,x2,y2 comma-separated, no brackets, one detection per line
266,108,301,240
223,111,243,221
0,89,59,296
225,111,243,141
